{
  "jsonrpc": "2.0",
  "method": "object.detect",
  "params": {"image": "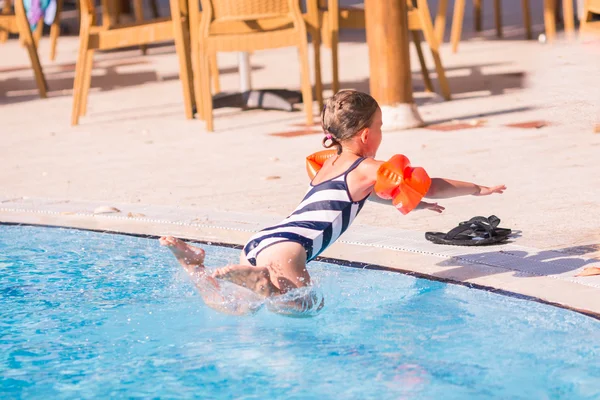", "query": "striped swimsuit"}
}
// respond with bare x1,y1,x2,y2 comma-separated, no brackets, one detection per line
243,157,369,266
